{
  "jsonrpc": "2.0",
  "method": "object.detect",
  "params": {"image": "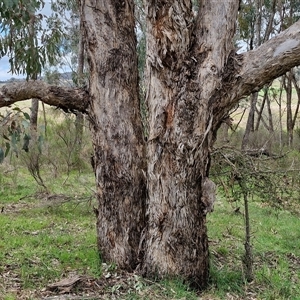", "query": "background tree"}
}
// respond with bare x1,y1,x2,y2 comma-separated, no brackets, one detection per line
238,0,300,150
51,0,87,156
0,0,63,149
1,0,300,289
